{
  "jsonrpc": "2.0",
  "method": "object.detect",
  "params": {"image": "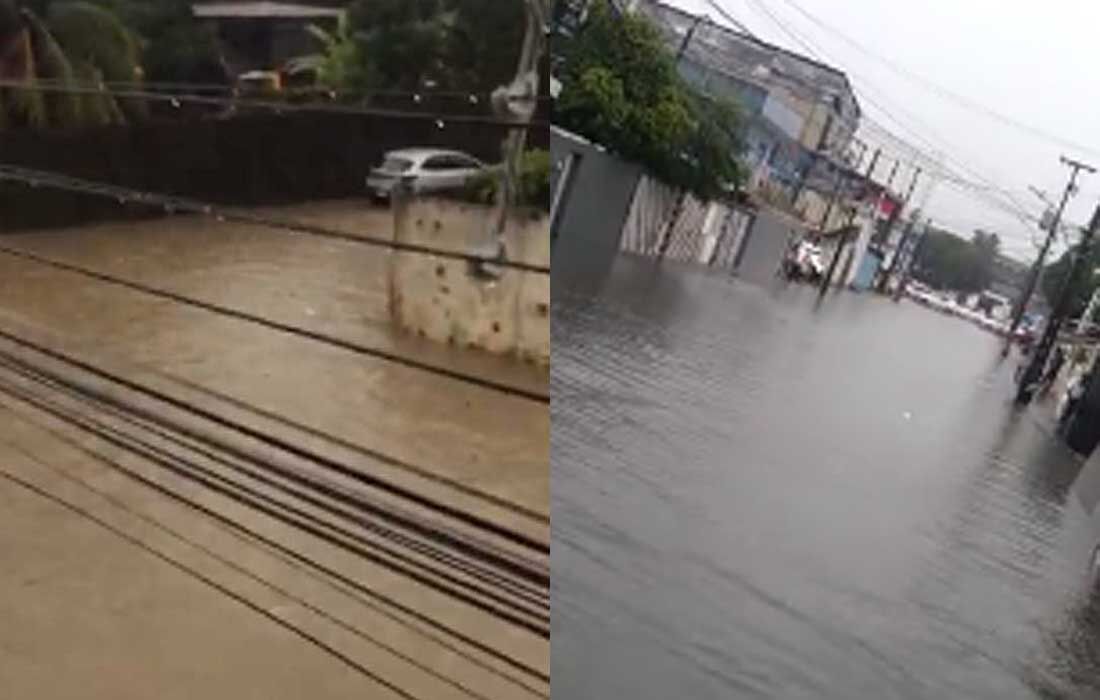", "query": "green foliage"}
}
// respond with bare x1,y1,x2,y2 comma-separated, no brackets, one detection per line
47,1,144,121
300,16,376,92
122,0,225,85
0,0,152,128
444,0,524,91
911,228,1001,294
465,149,551,210
346,0,452,91
313,0,536,94
1041,242,1100,317
555,0,743,200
